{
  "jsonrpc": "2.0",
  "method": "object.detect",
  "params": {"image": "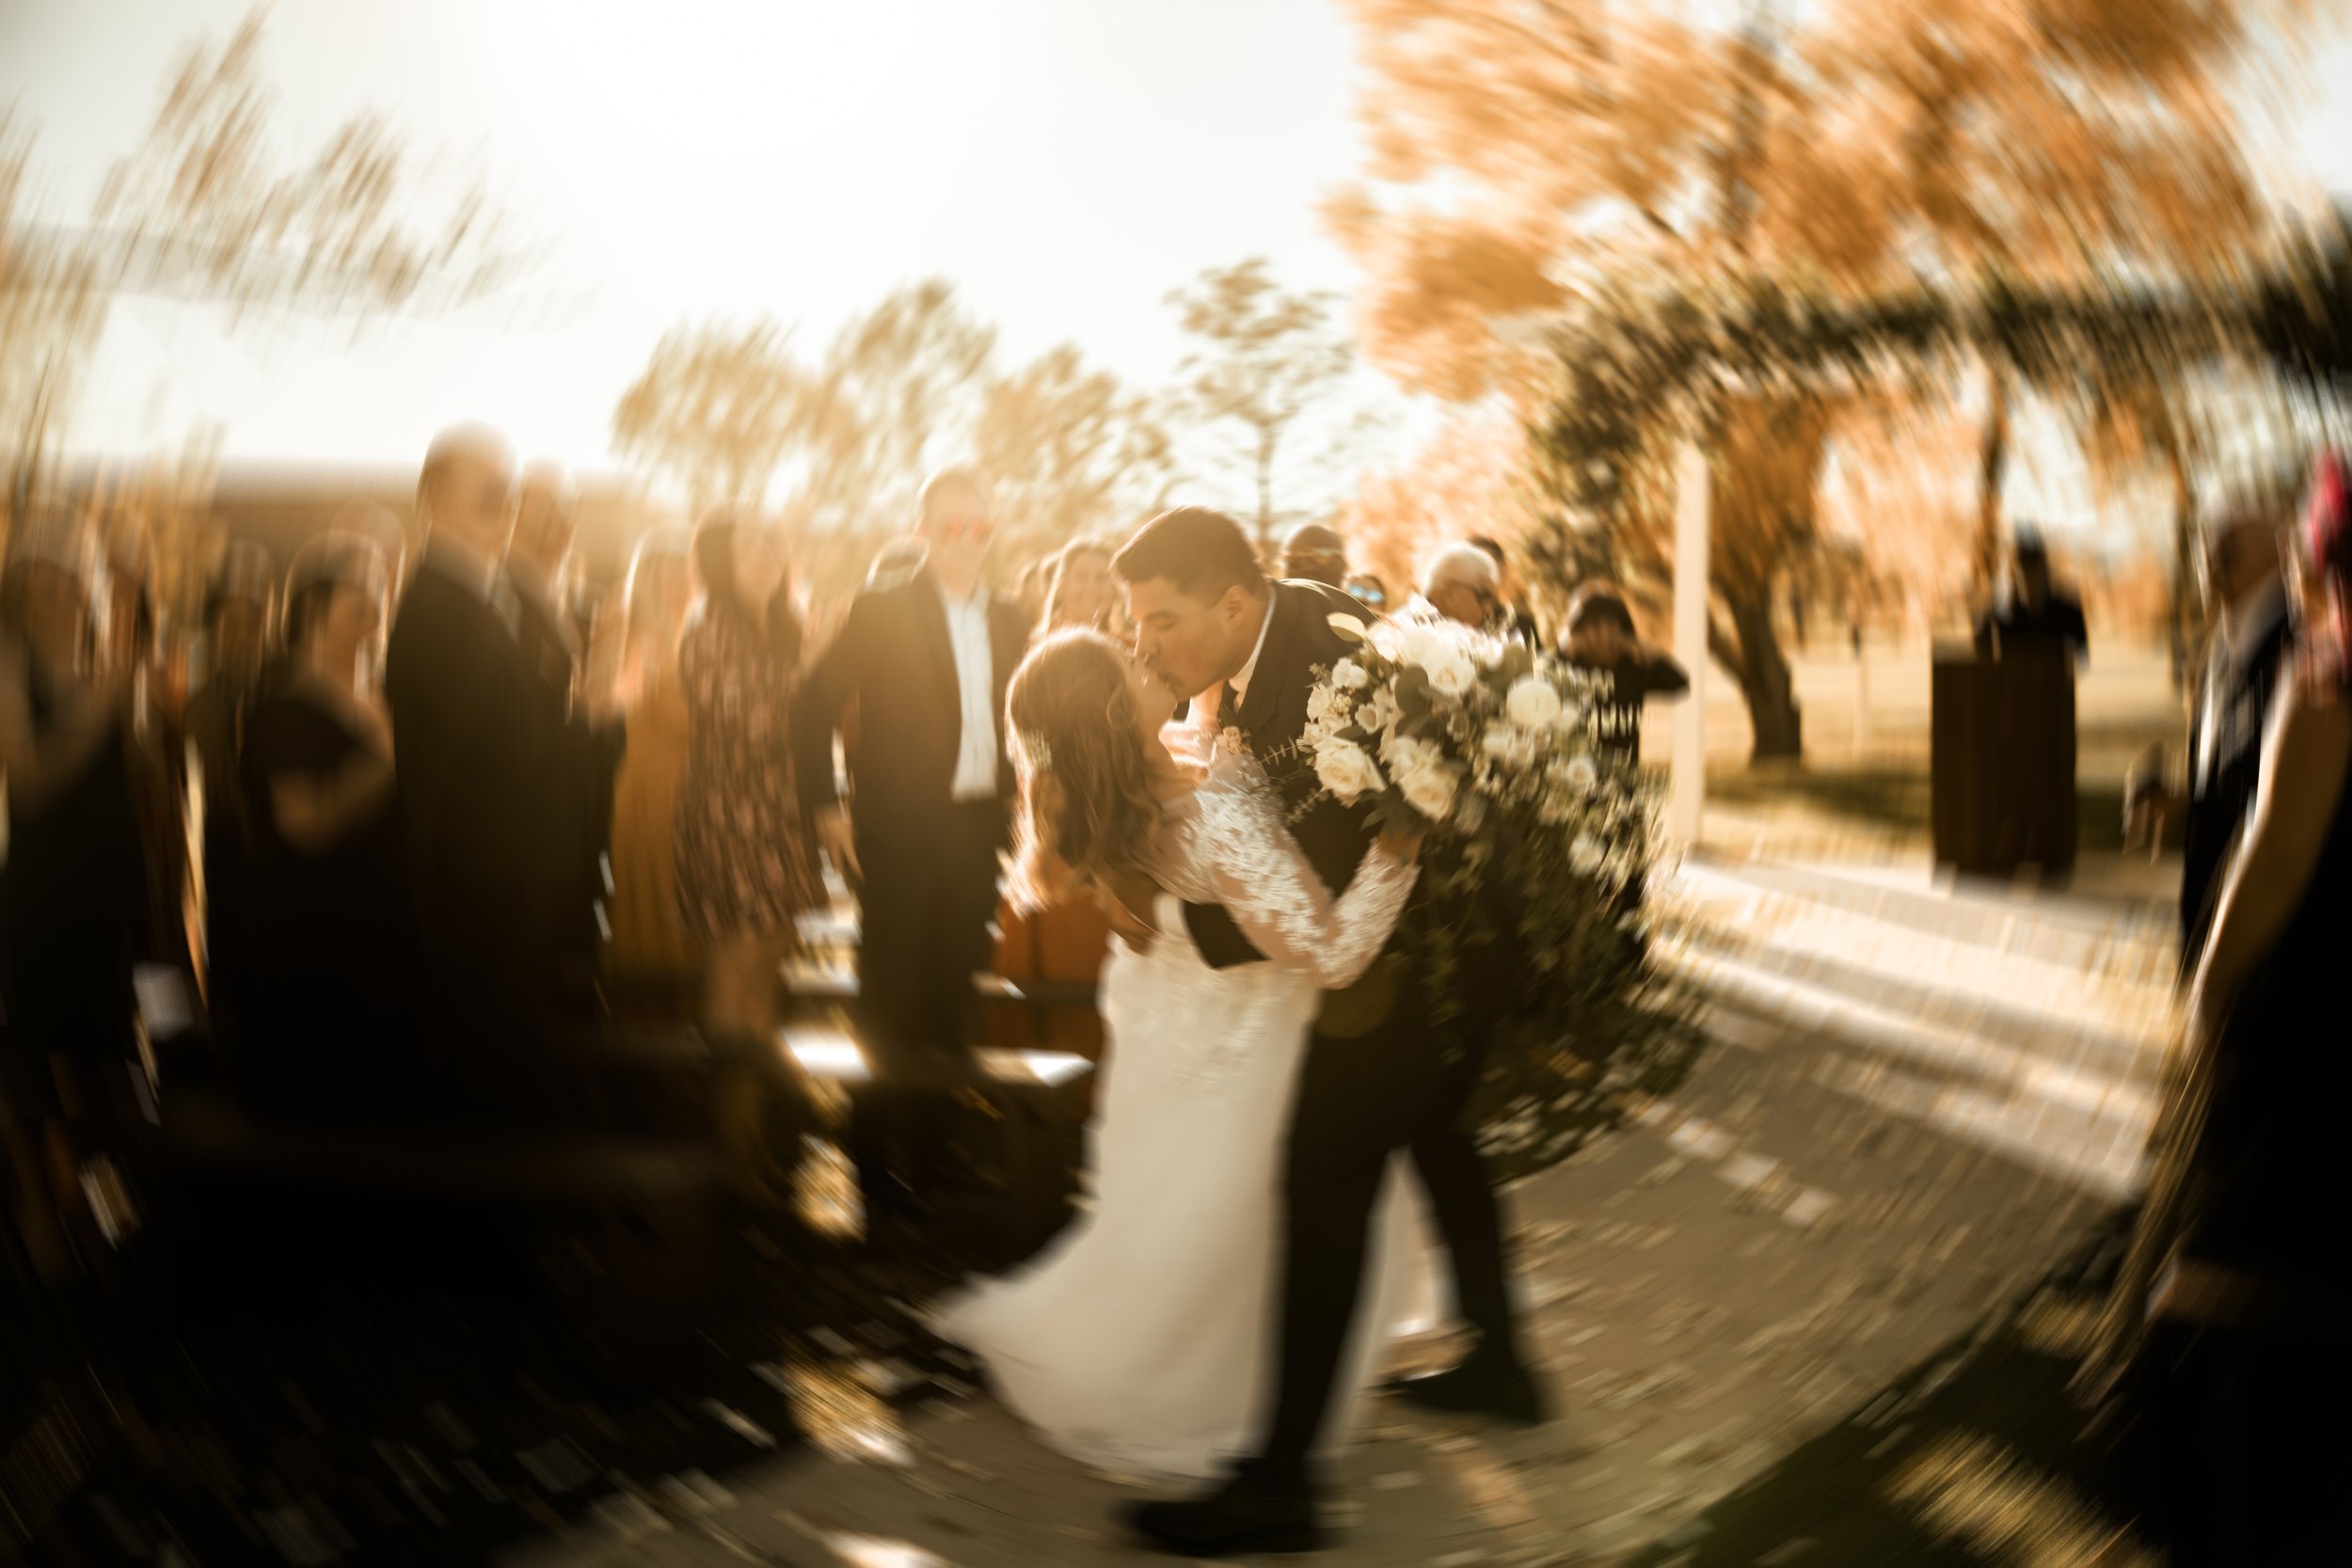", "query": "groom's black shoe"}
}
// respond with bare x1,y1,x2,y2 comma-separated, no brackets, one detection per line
1121,1469,1326,1558
1386,1357,1550,1425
